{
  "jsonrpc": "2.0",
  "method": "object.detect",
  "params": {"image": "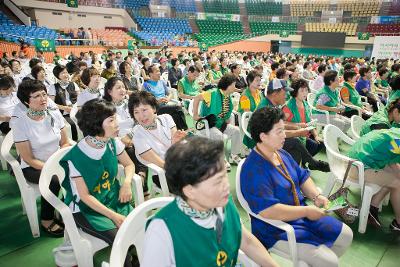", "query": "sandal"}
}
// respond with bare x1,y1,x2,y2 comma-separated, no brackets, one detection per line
41,221,64,237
